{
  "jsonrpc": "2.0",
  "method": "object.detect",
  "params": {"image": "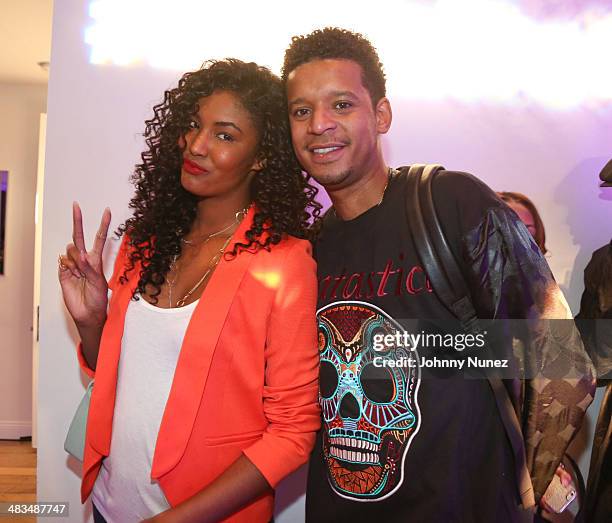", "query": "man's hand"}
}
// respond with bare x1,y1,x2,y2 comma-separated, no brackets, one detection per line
539,463,574,513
